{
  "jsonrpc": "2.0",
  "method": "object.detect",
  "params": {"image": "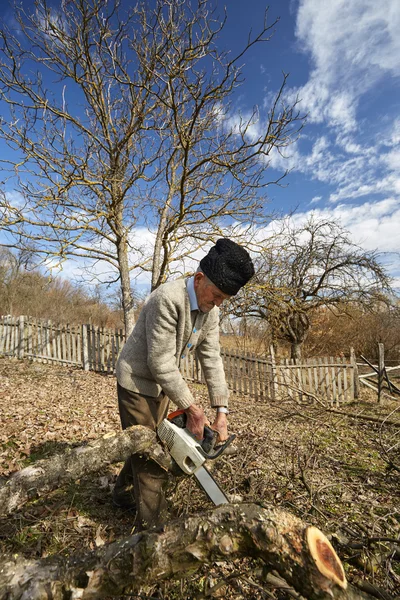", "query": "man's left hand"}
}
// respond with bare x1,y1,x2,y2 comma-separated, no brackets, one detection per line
210,412,228,442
